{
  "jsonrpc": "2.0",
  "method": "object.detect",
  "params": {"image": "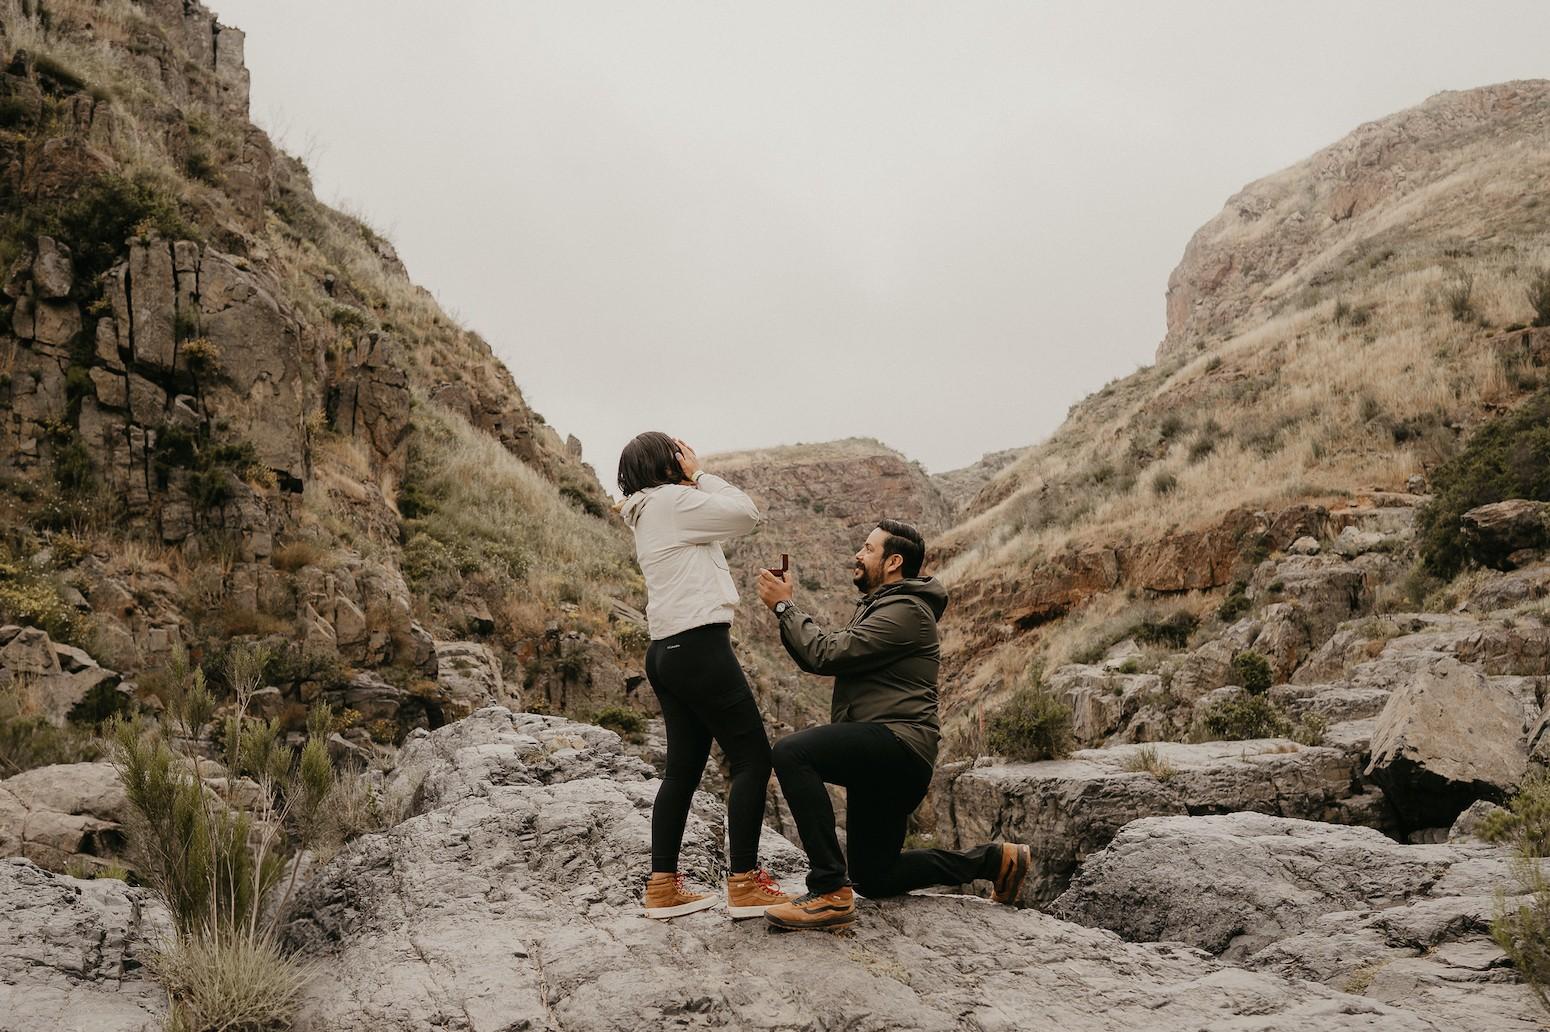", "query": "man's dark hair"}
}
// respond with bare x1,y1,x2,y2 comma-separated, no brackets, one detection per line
618,431,686,496
877,519,926,578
